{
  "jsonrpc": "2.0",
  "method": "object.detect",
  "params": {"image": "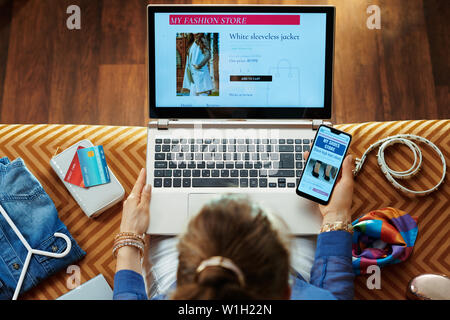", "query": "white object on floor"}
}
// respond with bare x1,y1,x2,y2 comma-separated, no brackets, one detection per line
57,274,113,300
354,134,446,196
